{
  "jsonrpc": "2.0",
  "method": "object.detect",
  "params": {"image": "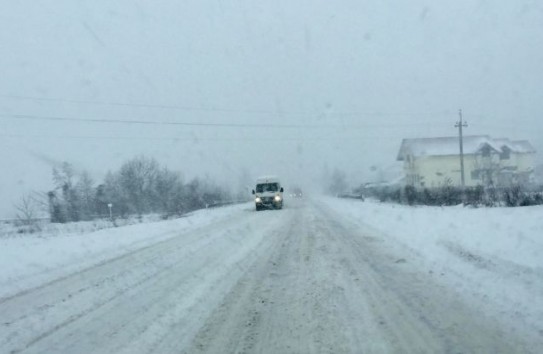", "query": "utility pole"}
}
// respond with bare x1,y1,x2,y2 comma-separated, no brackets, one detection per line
455,109,468,188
